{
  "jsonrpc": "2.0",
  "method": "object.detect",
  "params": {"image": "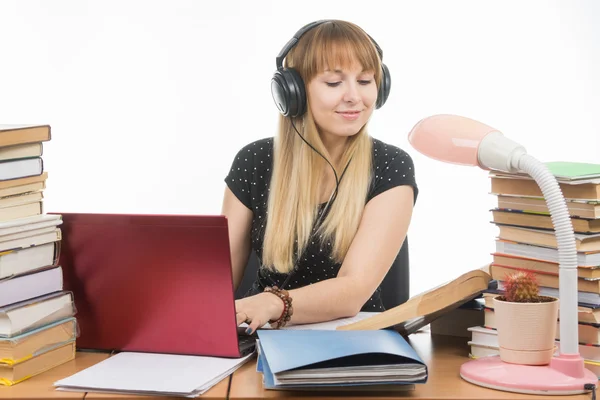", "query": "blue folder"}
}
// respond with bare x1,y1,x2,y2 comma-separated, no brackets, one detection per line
256,329,427,389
